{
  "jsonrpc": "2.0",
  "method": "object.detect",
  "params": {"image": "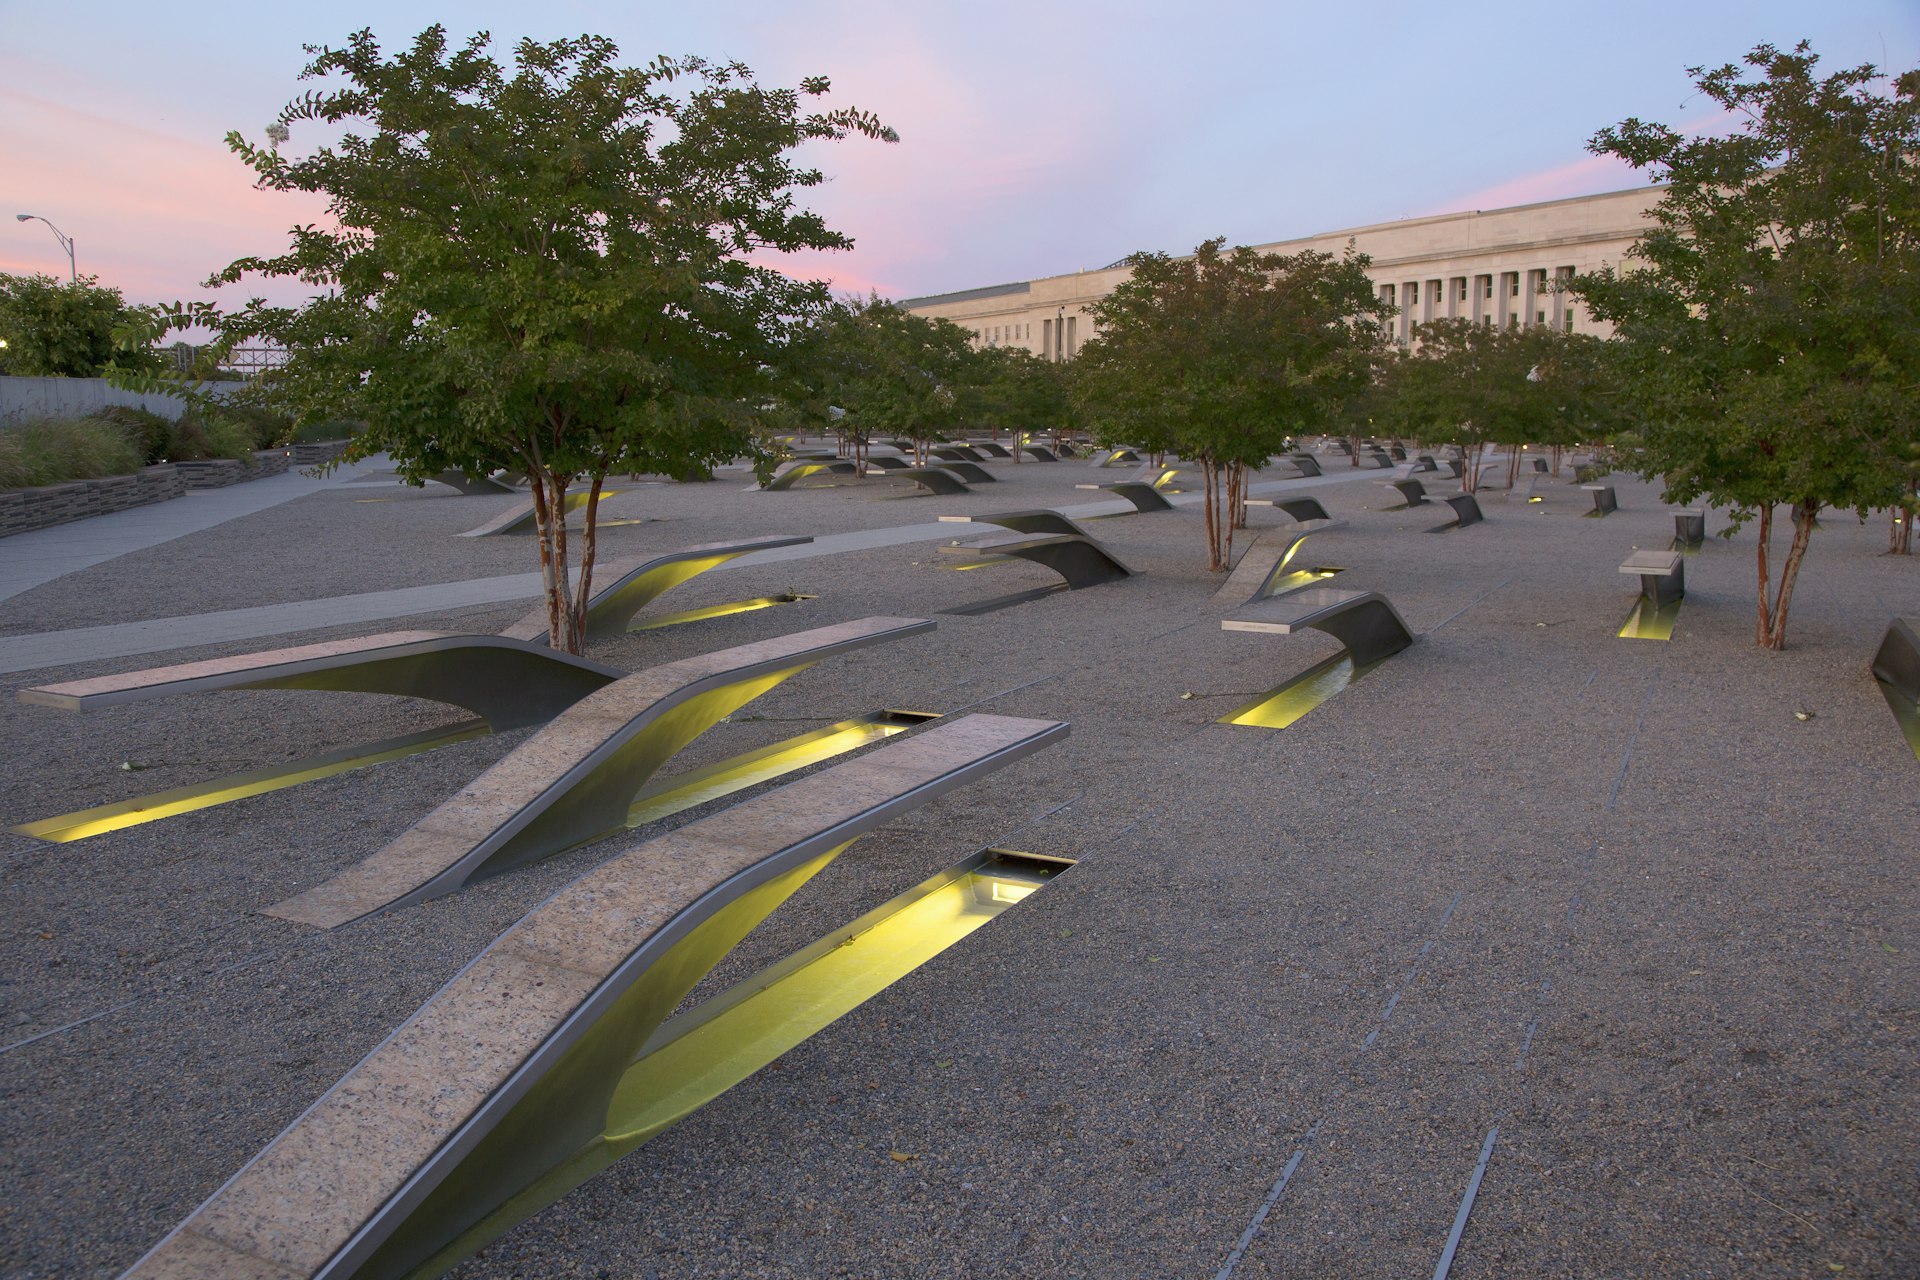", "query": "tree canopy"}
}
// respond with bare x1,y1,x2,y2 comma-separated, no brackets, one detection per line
1073,238,1386,569
1370,319,1620,491
1573,42,1920,648
0,274,160,378
138,27,894,651
795,296,976,466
